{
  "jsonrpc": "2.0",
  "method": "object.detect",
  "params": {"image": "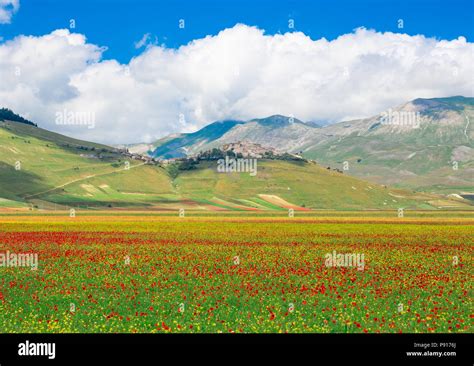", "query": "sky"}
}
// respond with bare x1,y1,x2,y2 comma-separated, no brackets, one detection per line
0,0,473,144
